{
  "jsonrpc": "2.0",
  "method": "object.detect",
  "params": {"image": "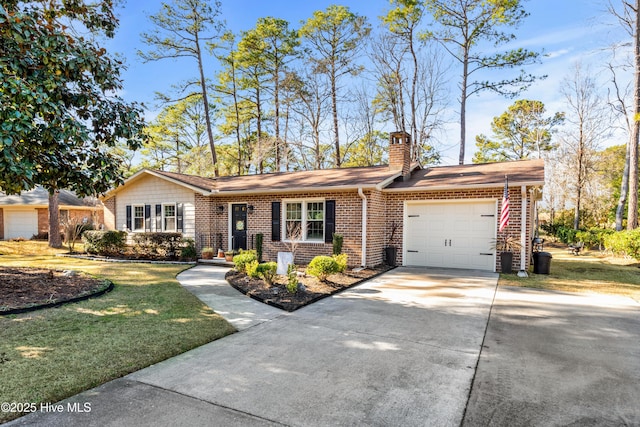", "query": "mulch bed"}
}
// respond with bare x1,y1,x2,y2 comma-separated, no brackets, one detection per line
0,267,112,314
226,265,392,312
